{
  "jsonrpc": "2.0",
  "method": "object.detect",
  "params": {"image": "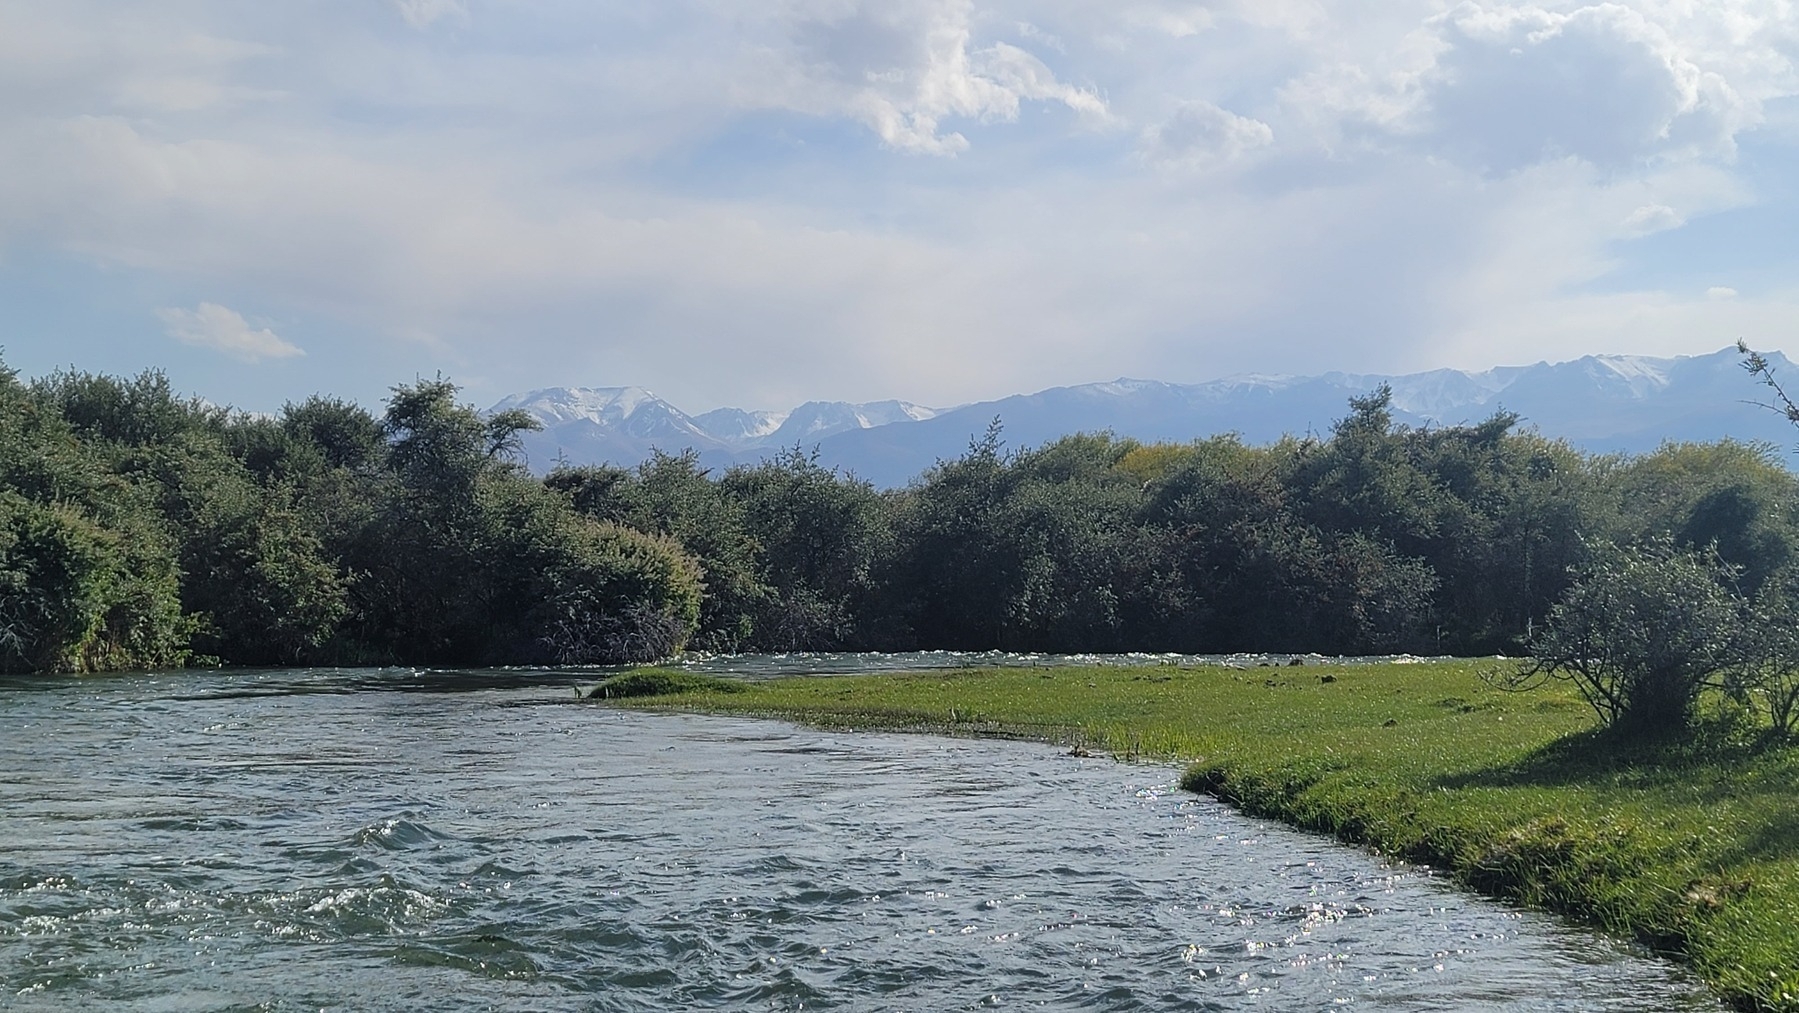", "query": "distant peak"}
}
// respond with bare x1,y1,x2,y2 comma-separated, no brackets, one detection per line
492,344,1788,484
488,385,695,429
490,385,661,411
